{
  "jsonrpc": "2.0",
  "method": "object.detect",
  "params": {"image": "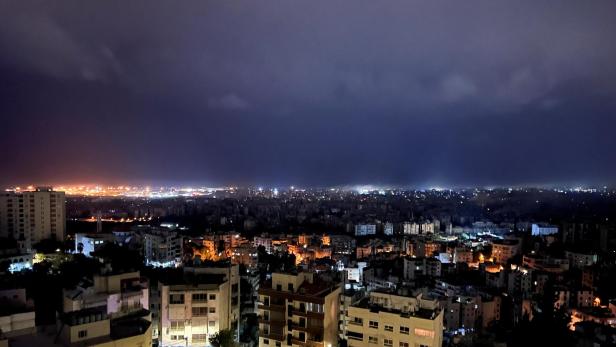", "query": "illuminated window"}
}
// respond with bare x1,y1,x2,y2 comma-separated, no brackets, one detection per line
399,326,409,335
414,328,435,338
369,321,378,329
